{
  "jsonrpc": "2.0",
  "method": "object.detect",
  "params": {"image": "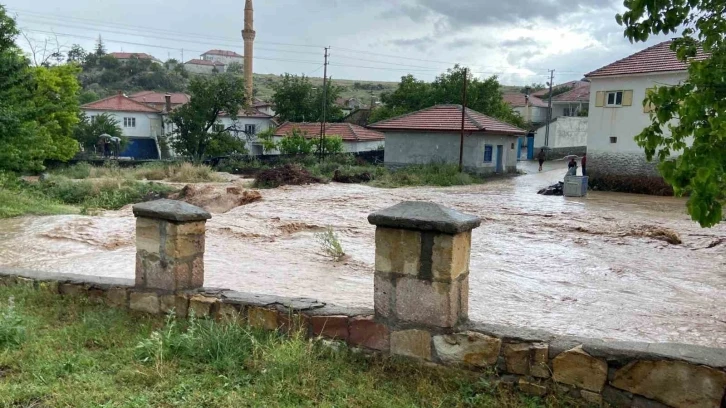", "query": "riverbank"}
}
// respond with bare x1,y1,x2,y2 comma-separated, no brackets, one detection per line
0,284,577,407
